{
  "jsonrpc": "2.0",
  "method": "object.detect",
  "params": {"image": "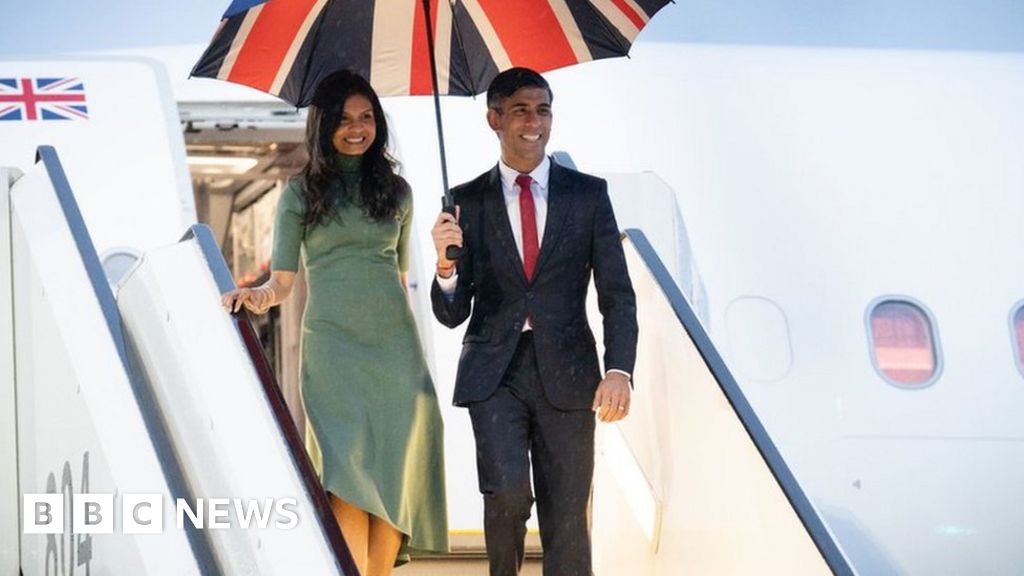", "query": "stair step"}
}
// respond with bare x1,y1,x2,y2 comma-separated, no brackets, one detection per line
395,557,543,576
